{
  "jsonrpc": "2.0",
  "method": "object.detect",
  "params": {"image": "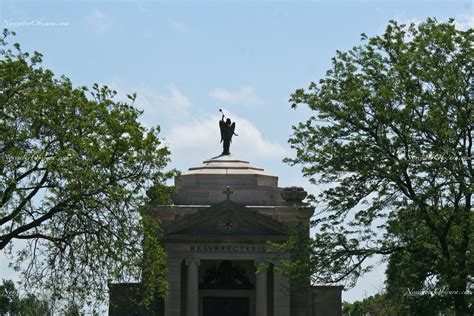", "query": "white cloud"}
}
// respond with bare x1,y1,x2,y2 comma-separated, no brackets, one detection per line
165,112,288,165
209,86,264,106
392,15,474,31
157,85,191,109
130,84,191,124
454,14,474,31
102,82,191,127
395,17,422,27
168,18,188,33
85,8,113,32
376,17,420,34
100,83,285,172
210,89,234,103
